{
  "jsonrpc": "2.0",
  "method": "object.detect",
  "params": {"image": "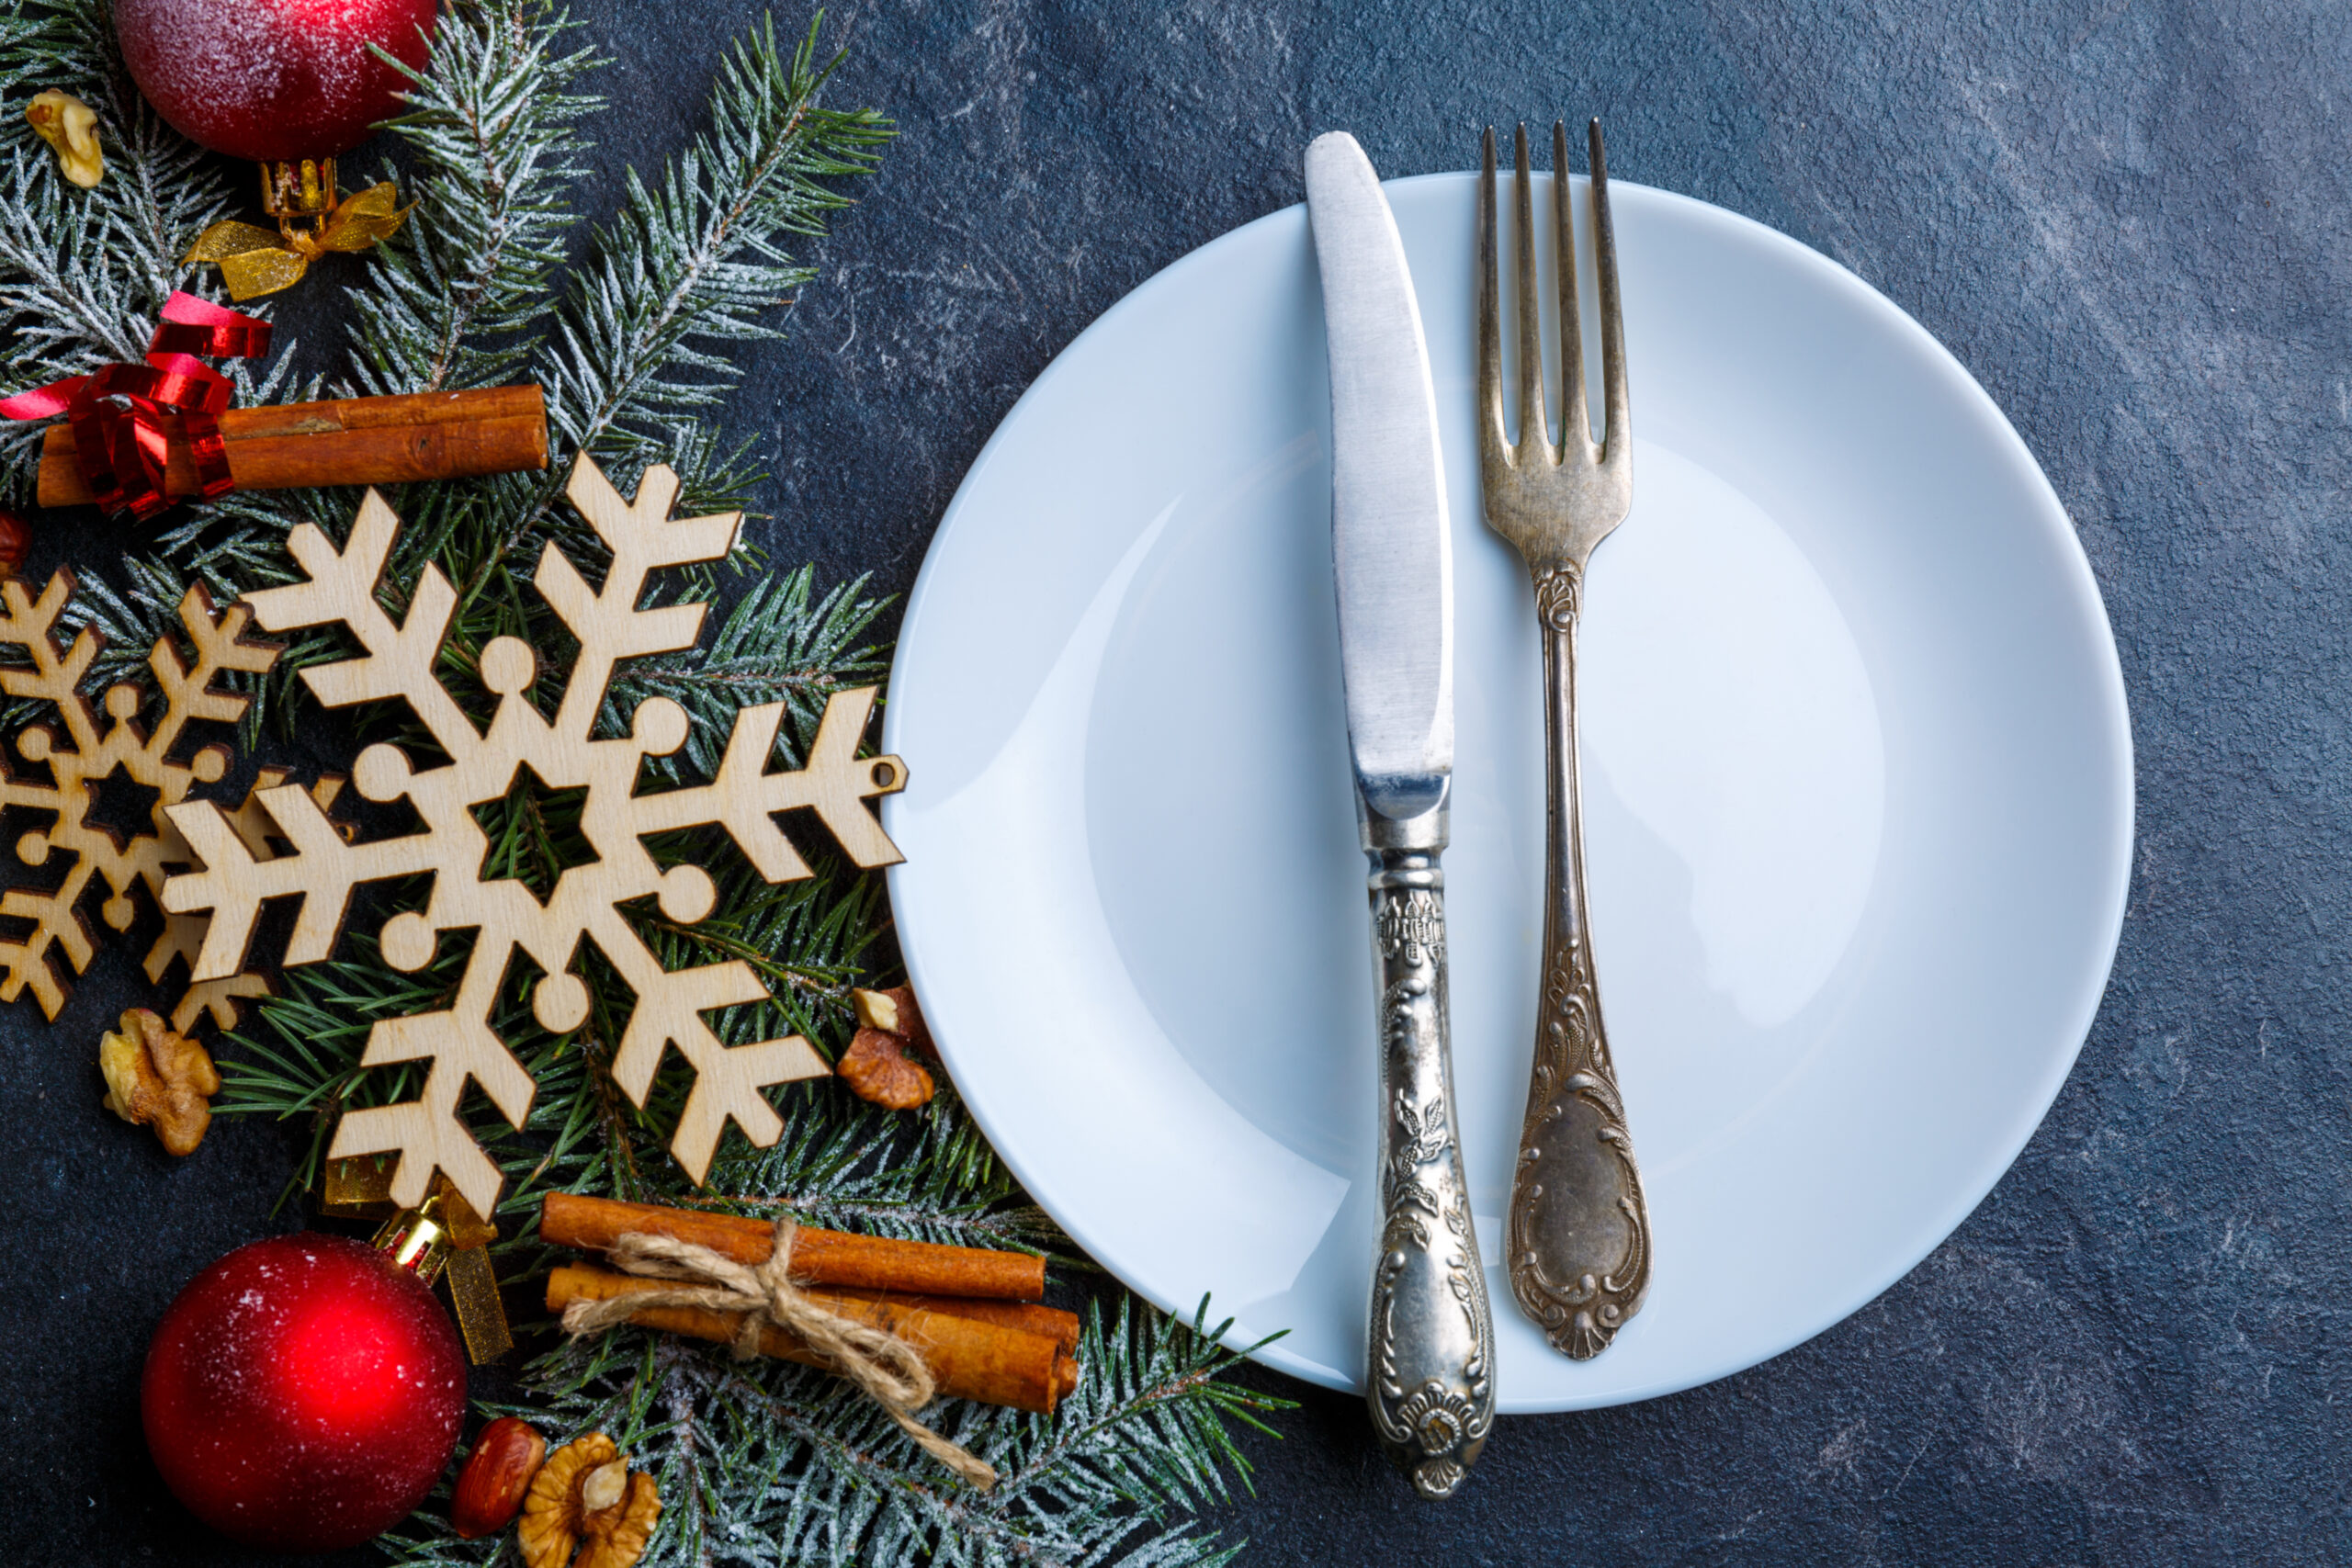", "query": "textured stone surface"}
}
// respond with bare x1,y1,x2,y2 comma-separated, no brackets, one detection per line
7,1,2346,1562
